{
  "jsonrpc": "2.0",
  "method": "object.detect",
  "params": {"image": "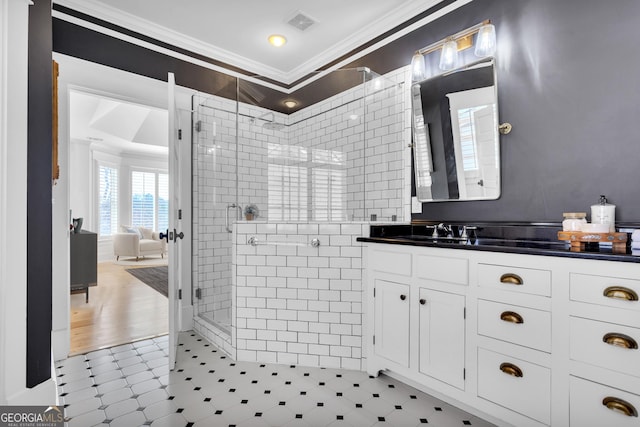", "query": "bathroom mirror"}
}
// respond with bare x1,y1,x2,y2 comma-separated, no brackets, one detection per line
412,57,500,202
